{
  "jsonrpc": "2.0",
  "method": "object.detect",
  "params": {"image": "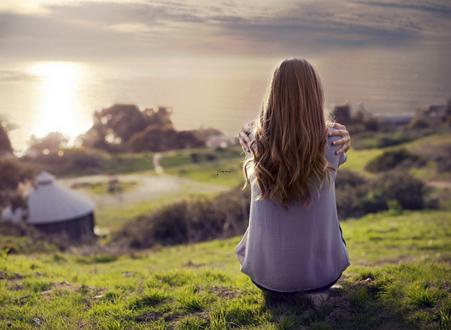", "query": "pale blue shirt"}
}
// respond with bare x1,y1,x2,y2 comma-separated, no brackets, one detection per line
236,129,350,292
